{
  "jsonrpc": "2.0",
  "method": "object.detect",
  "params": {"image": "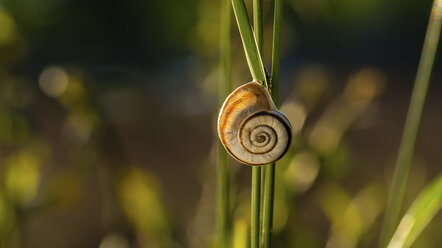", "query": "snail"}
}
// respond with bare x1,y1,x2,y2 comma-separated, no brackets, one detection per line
217,81,292,166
